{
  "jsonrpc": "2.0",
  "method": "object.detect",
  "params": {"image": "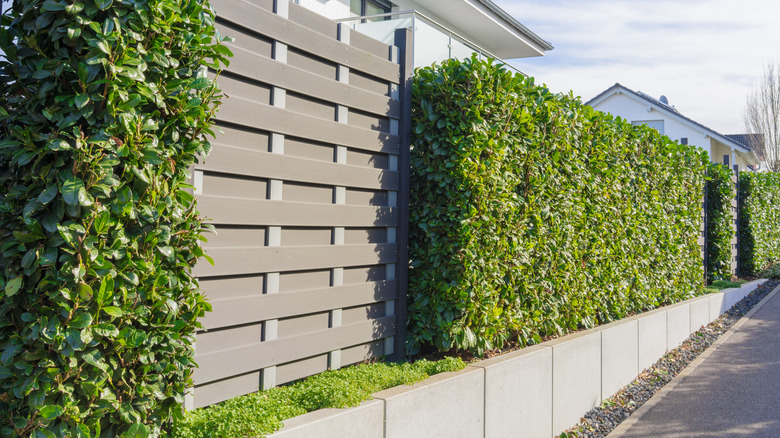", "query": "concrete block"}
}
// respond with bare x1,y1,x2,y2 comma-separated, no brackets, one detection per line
722,279,767,310
473,344,552,438
667,302,691,349
689,297,710,333
709,292,726,320
551,331,601,436
600,319,639,398
637,310,666,371
376,366,484,438
268,399,383,438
